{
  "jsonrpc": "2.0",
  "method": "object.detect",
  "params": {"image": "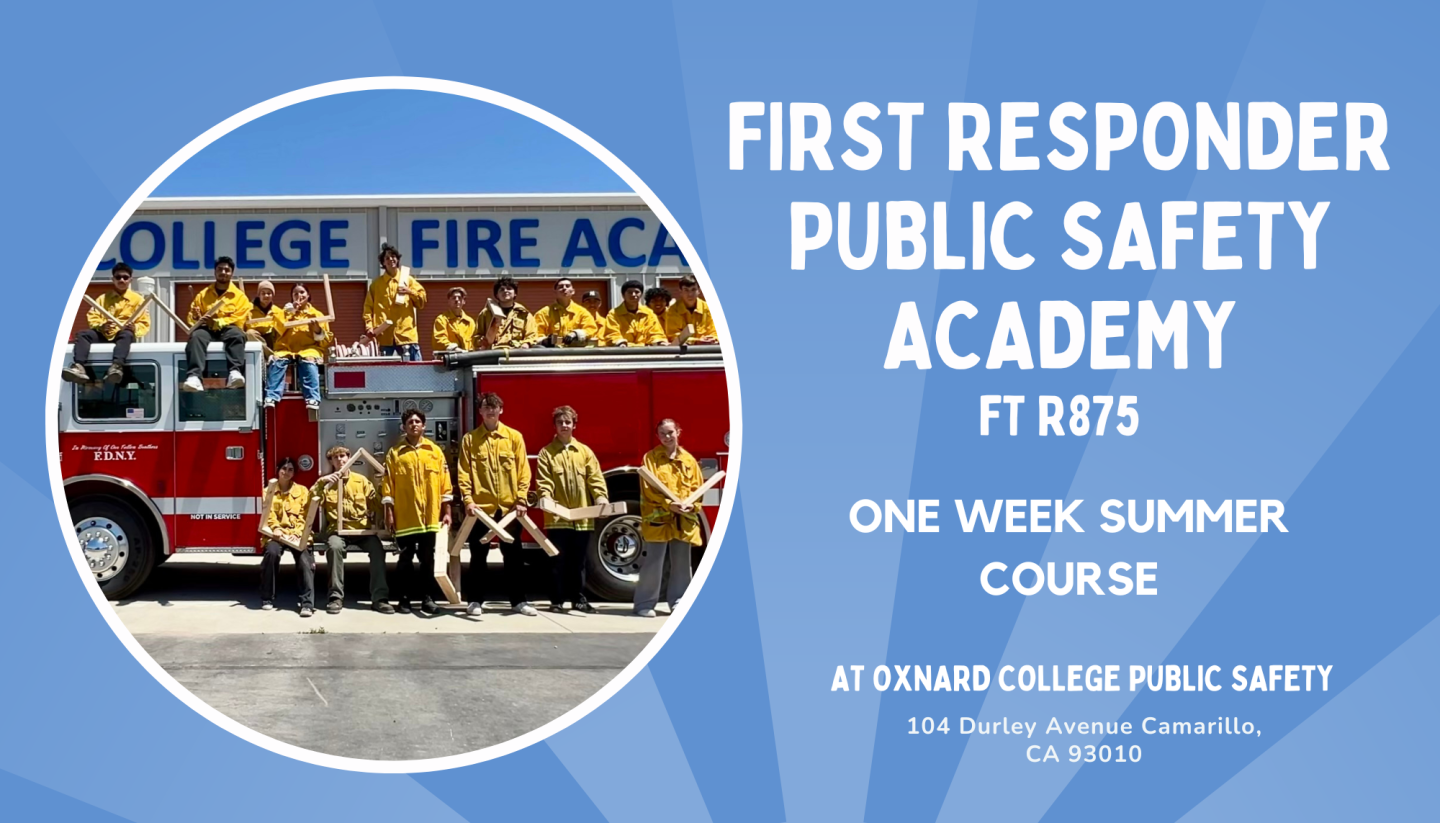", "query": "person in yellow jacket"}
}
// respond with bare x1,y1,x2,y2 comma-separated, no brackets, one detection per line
260,457,317,616
581,289,606,329
535,278,599,348
601,280,667,347
635,419,703,617
265,283,332,410
63,263,152,385
363,243,427,361
312,445,392,614
433,287,479,353
246,280,284,351
382,409,453,613
536,405,609,613
663,274,719,344
457,392,537,617
478,276,538,349
183,257,252,392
